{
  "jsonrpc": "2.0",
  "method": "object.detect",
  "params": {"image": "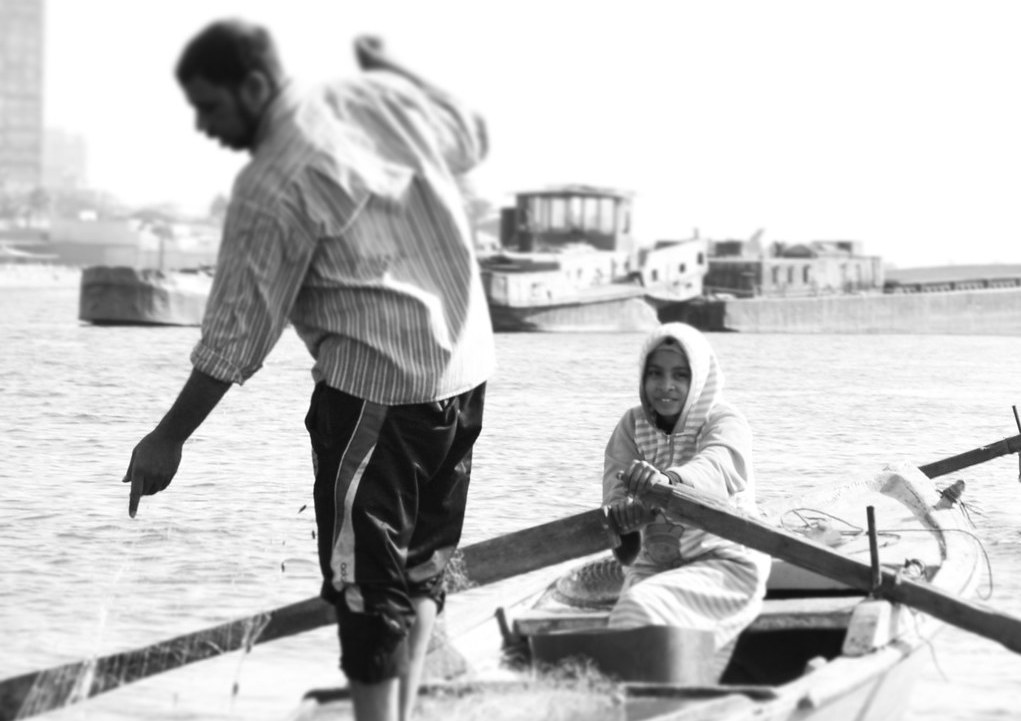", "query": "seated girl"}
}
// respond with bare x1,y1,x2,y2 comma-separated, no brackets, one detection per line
603,322,770,656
